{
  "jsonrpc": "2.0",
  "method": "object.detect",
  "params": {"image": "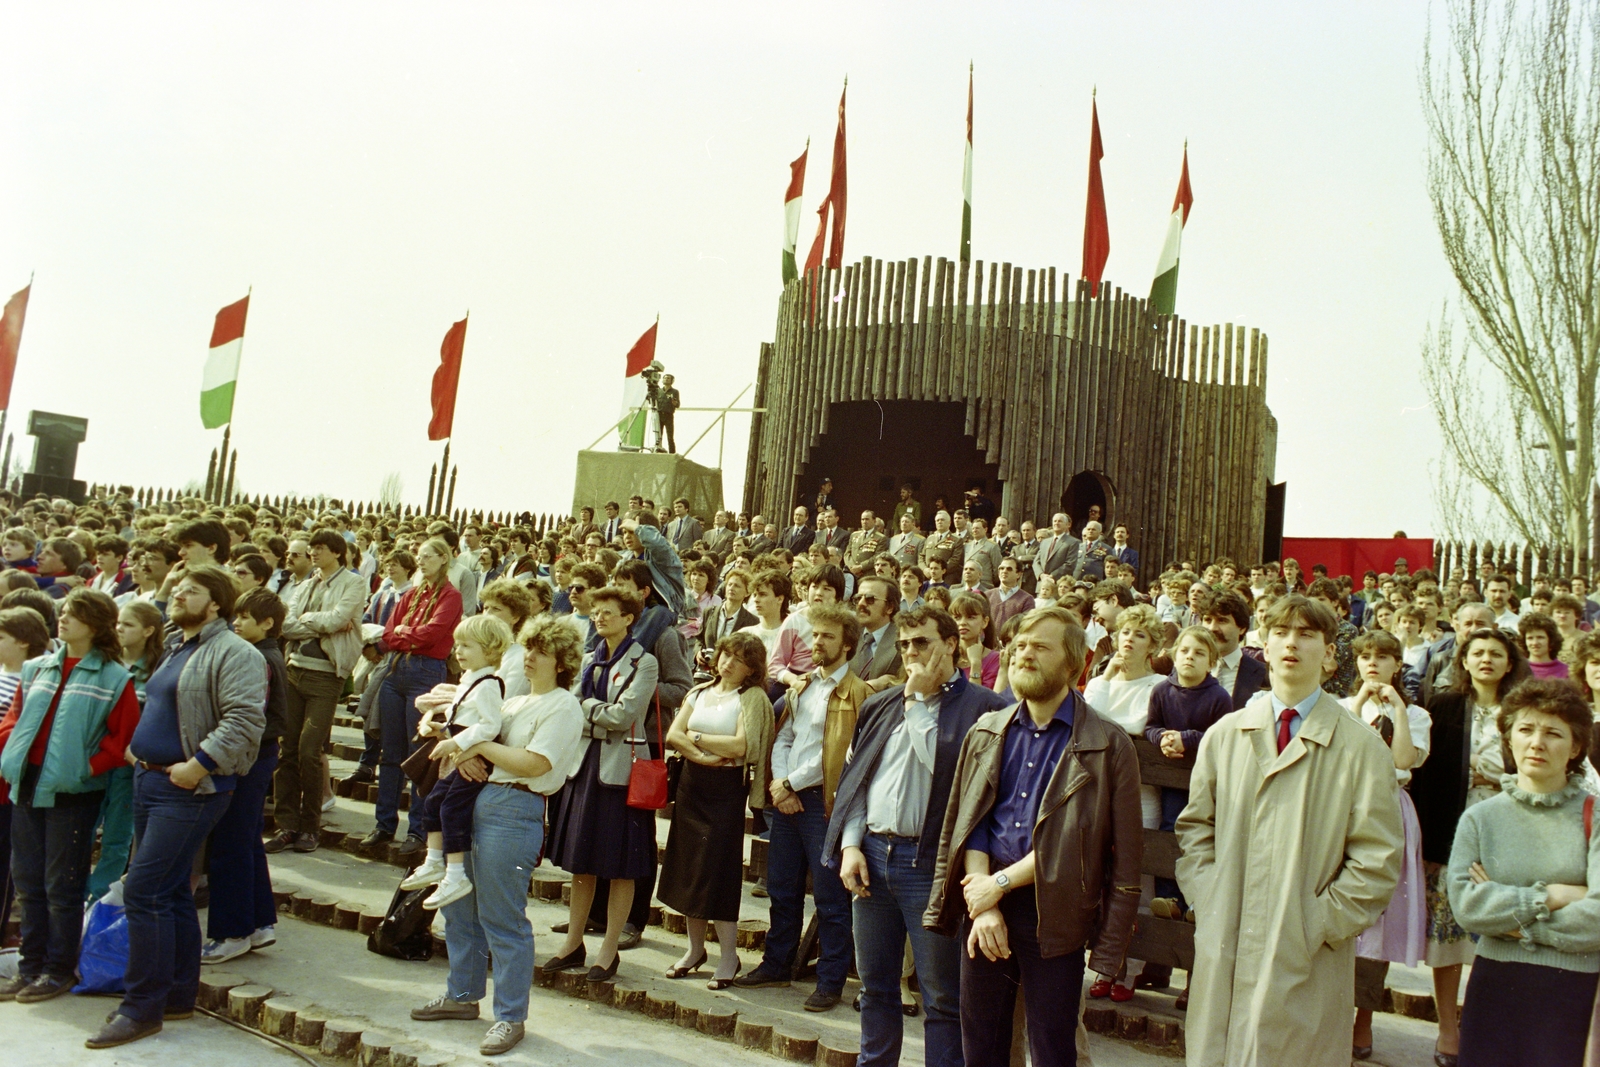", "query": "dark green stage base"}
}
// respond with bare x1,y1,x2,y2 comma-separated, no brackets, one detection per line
573,451,723,521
